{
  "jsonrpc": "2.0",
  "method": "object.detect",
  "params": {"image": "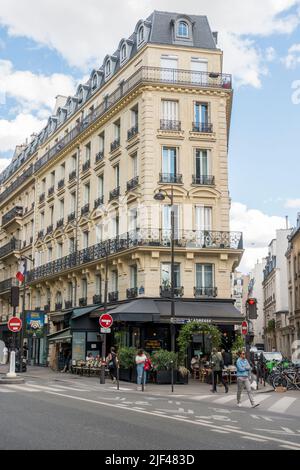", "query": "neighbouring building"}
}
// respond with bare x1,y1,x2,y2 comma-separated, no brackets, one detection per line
0,11,243,369
248,260,265,348
263,229,292,356
286,213,300,359
231,271,250,317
